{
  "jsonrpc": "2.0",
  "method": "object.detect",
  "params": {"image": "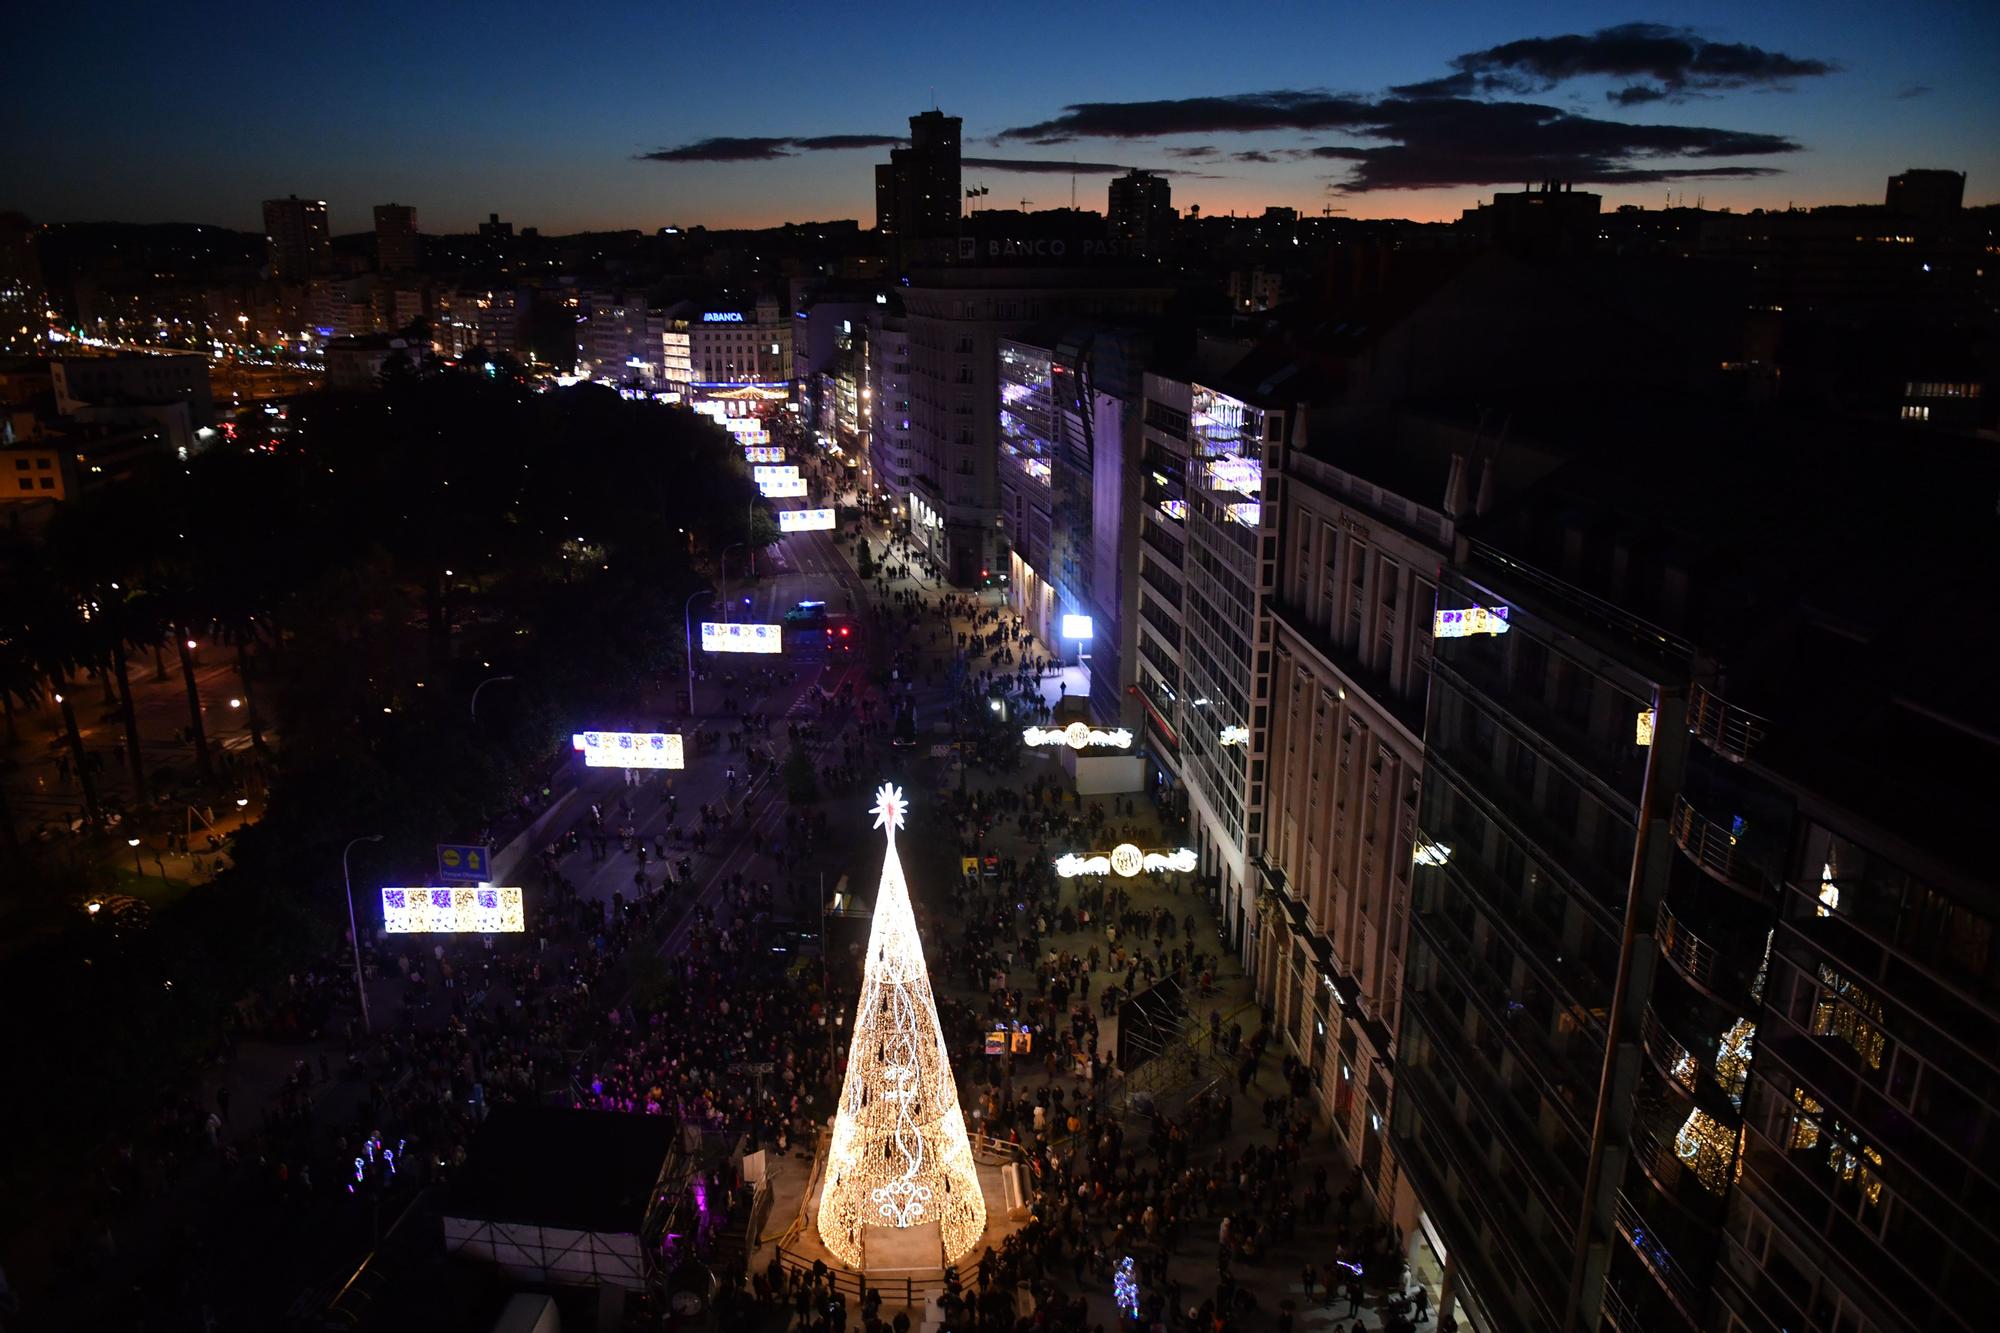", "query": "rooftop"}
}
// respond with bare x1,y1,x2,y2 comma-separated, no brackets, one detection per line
446,1105,678,1234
